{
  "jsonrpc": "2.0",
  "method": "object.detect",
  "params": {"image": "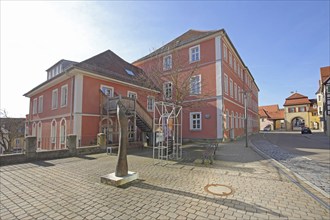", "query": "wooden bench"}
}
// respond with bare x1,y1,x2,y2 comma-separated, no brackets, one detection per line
202,143,218,164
